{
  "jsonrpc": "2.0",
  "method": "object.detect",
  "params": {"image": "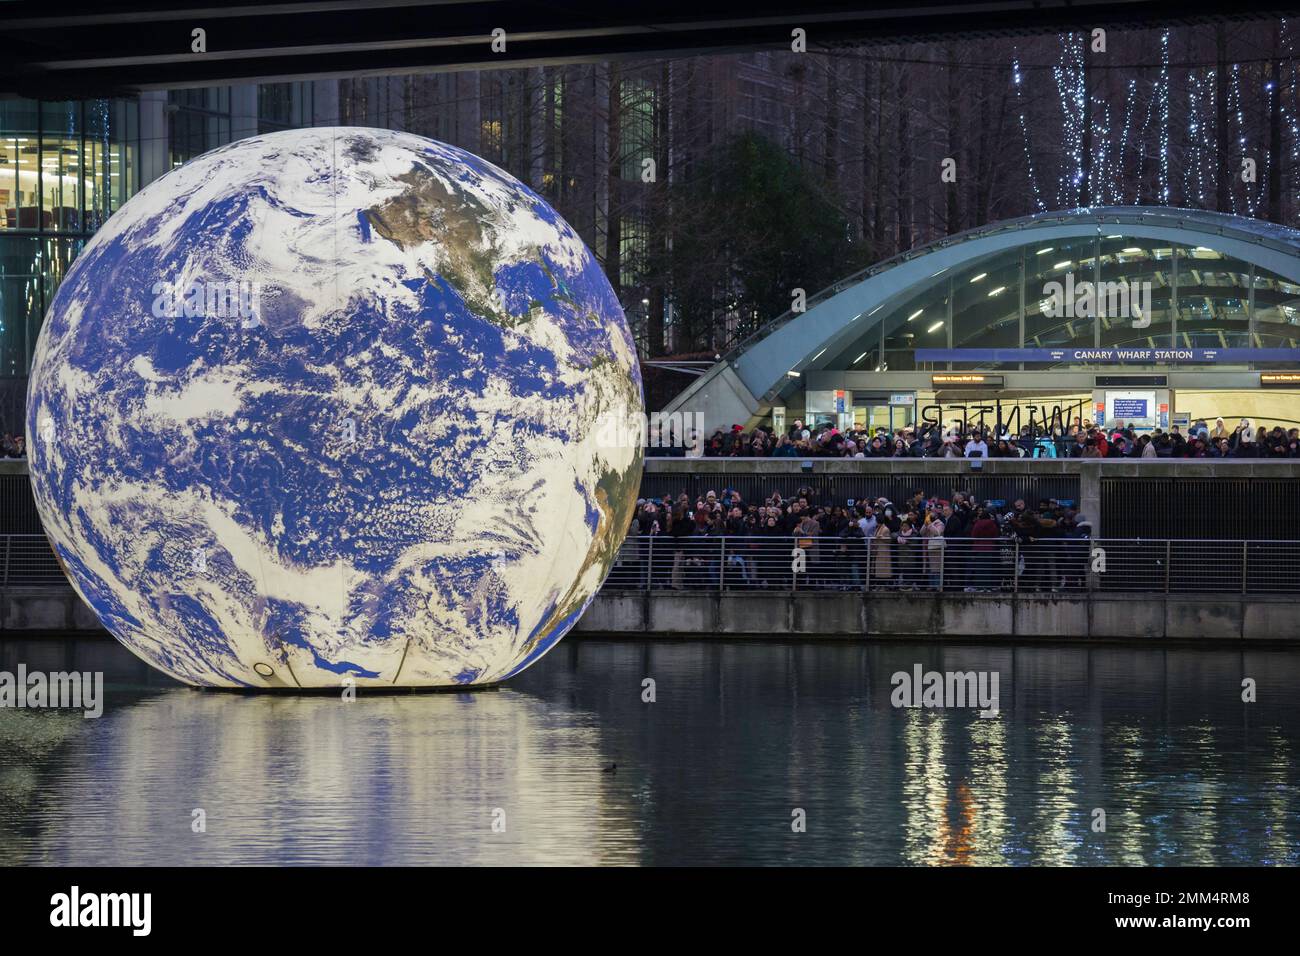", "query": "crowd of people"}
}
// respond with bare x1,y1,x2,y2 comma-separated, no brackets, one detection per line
621,486,1094,592
1,433,25,458
689,417,1300,459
